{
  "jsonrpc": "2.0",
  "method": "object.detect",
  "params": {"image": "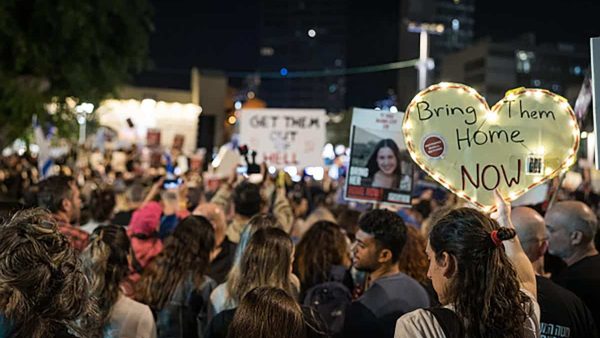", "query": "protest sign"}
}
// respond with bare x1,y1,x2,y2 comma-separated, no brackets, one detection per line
239,109,326,168
403,82,579,211
345,108,413,205
146,128,161,147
